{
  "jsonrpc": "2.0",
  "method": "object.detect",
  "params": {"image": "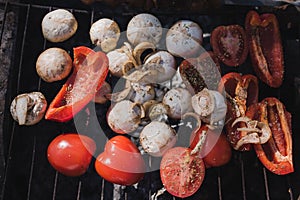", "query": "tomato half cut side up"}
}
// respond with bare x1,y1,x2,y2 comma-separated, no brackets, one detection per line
247,97,293,175
45,47,109,122
160,147,205,198
245,10,284,88
211,24,248,67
